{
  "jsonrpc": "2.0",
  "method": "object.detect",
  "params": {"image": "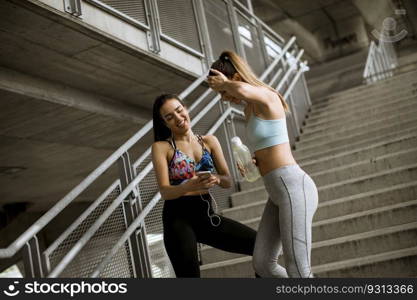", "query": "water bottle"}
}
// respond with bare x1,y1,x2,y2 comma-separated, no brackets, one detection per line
230,137,260,182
